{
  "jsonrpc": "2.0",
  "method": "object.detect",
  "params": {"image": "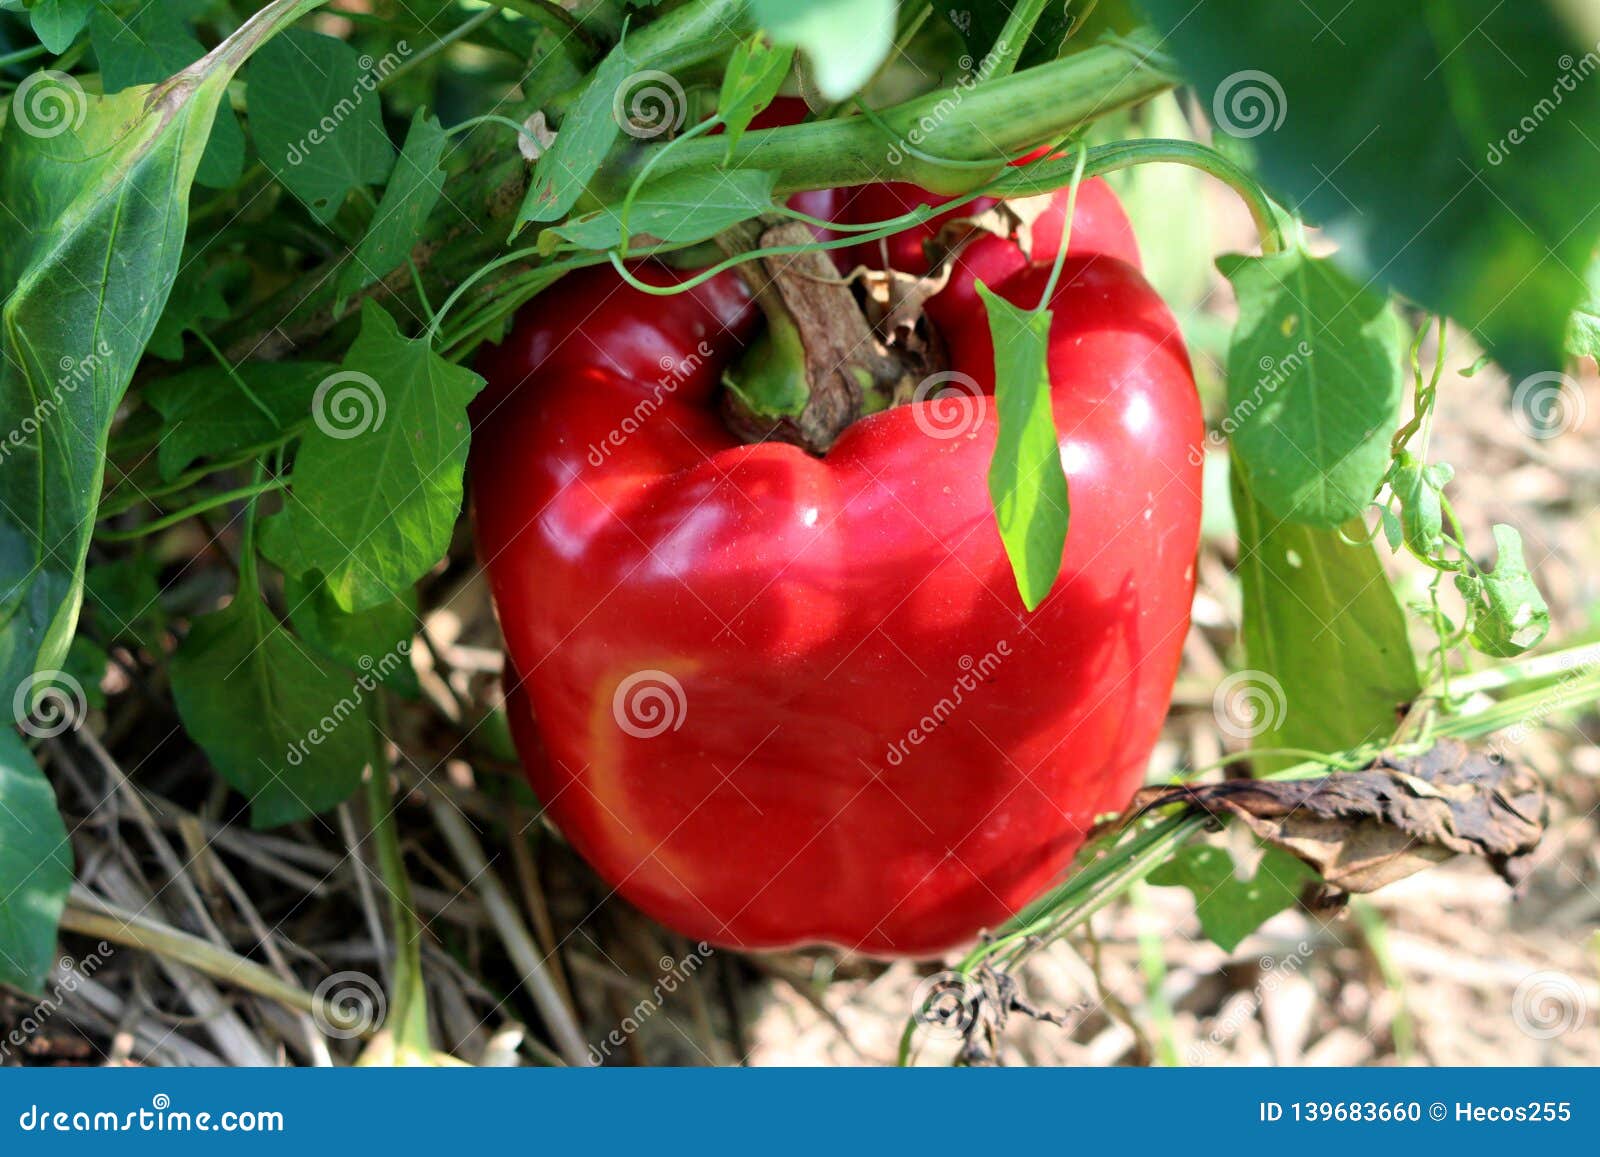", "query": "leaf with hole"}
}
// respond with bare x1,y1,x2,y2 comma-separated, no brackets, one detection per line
1148,842,1314,952
717,35,793,159
1457,524,1549,658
